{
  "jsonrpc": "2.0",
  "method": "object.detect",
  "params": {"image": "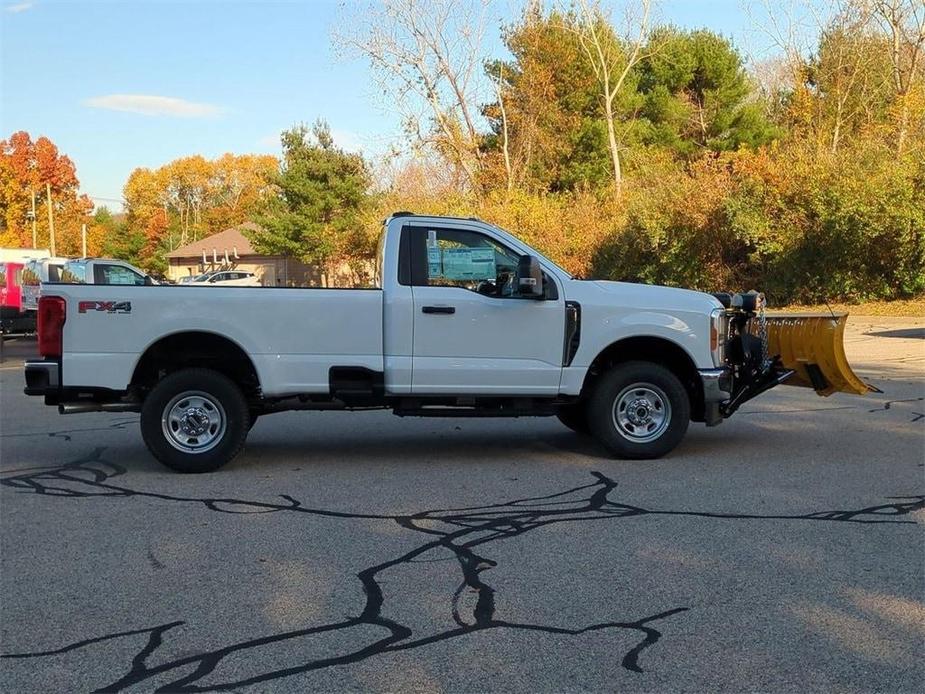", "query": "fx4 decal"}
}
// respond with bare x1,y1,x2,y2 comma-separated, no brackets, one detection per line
78,301,132,314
